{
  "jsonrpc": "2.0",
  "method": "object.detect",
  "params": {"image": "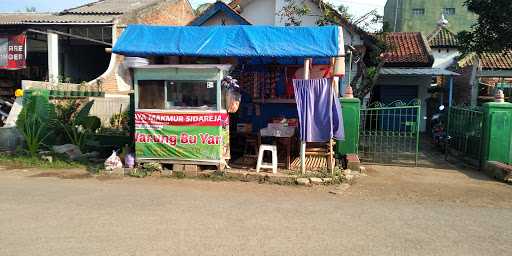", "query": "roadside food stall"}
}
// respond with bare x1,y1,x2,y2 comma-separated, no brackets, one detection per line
132,65,231,166
112,25,345,172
